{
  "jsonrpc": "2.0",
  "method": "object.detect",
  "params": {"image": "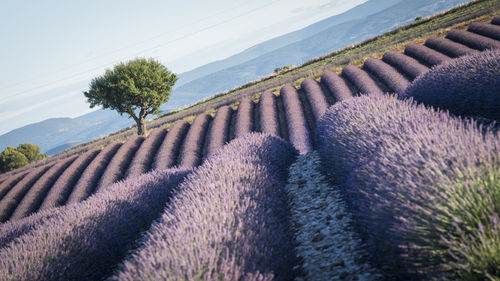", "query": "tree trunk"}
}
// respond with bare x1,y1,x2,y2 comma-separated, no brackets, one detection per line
135,115,147,137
